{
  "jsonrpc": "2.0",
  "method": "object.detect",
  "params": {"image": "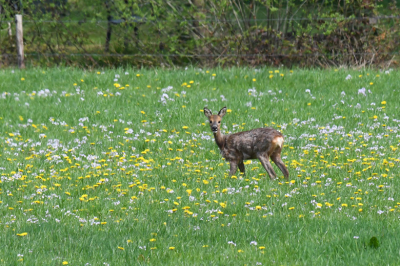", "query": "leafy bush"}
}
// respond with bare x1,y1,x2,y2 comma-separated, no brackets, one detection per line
0,0,399,67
